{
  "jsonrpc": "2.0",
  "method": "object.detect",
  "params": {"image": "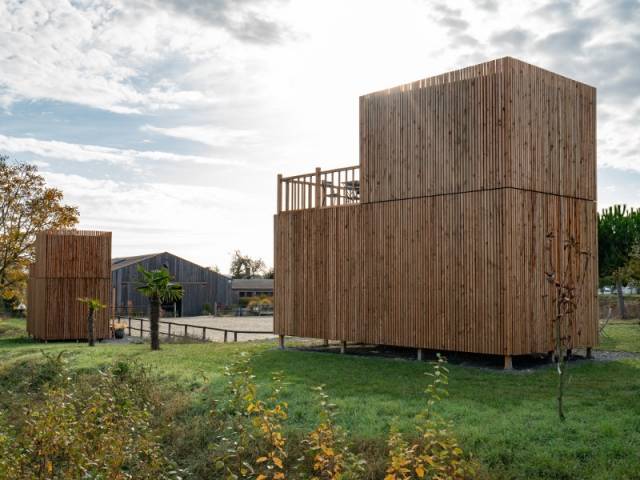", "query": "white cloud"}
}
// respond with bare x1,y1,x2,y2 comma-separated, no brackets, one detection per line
0,0,277,113
141,124,258,147
0,134,241,167
42,171,270,271
598,104,640,172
